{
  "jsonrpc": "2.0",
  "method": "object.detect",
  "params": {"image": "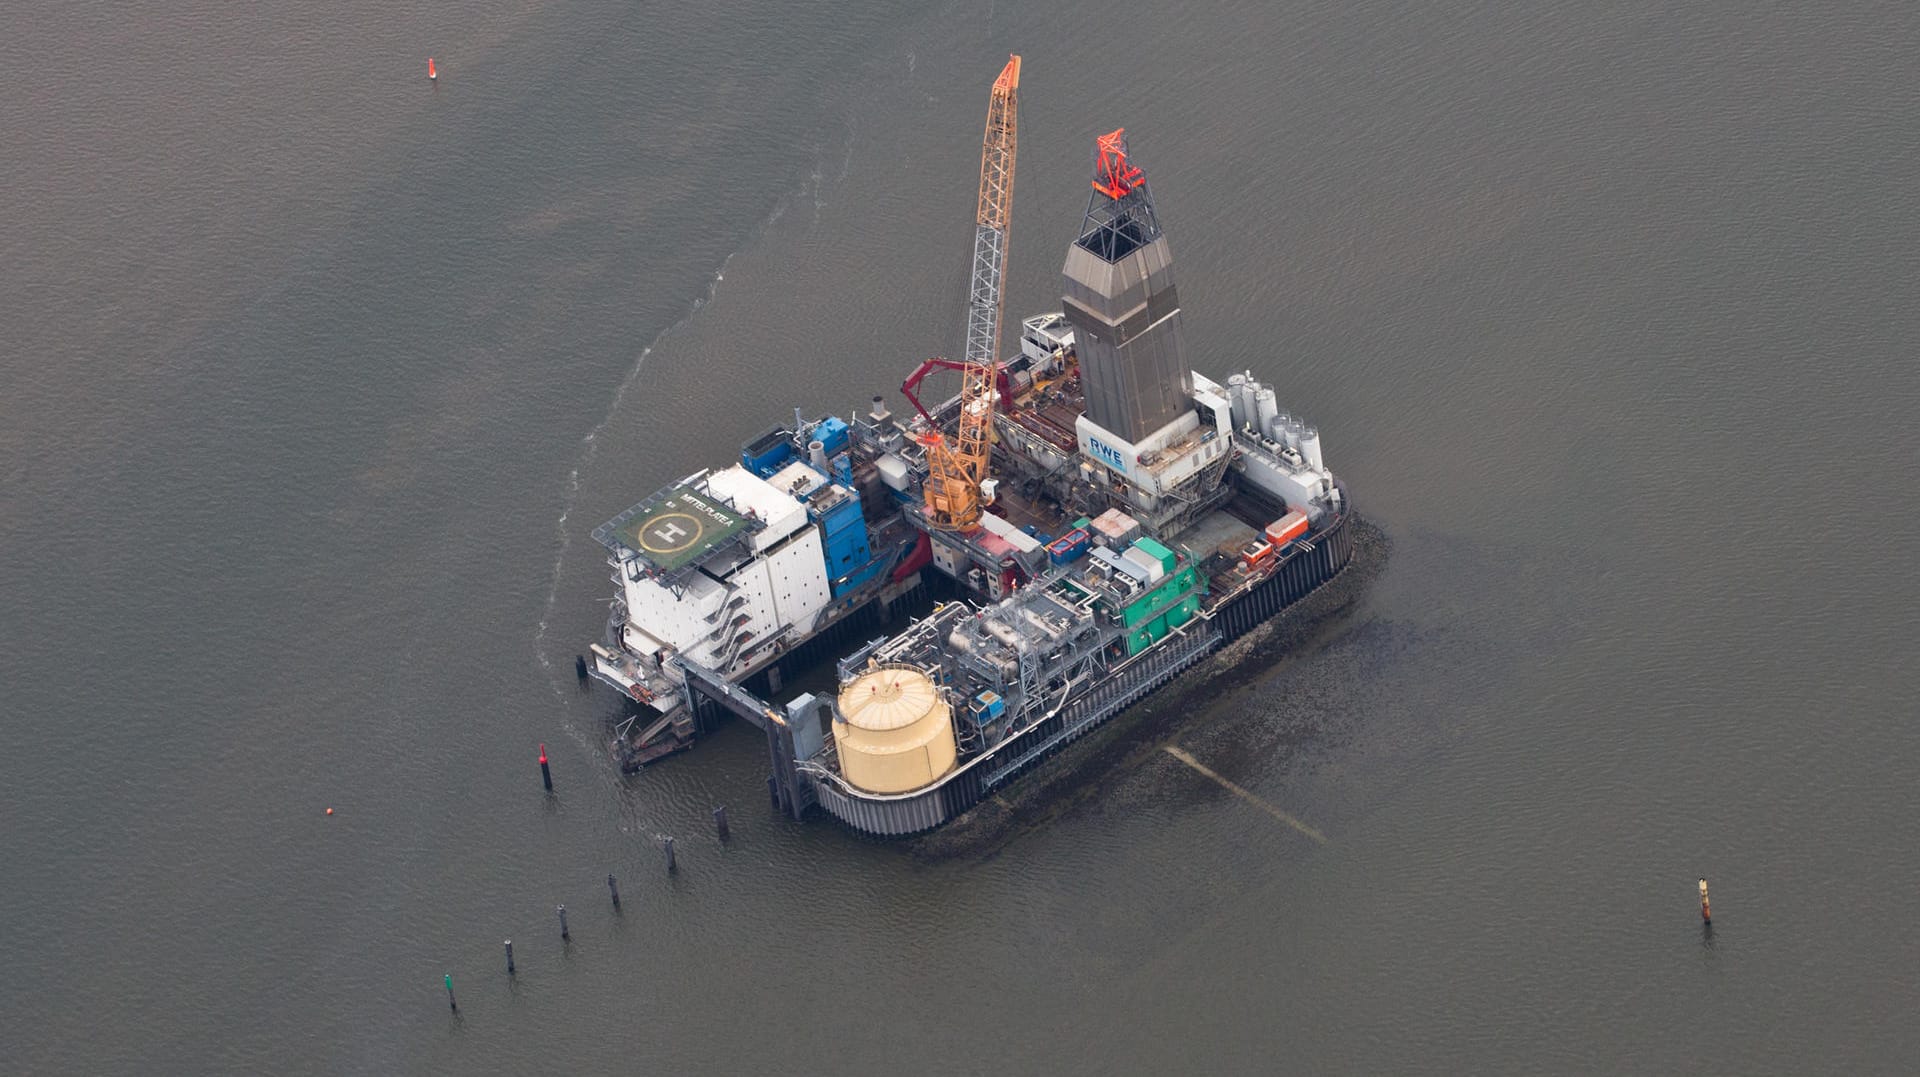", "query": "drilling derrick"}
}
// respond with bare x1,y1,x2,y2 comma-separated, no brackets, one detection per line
920,54,1020,531
1063,128,1192,445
